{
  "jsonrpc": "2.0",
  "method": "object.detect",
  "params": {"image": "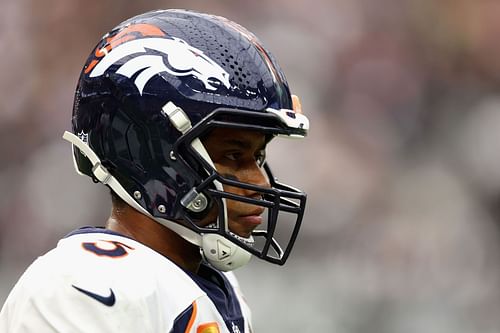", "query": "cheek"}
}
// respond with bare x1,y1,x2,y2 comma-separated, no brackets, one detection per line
196,199,243,228
225,198,241,212
197,204,218,226
224,198,257,218
221,183,244,195
216,171,246,195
